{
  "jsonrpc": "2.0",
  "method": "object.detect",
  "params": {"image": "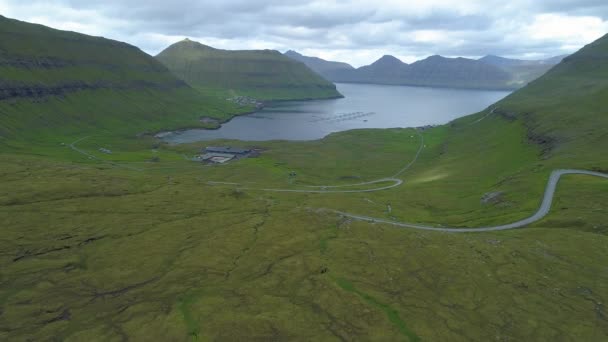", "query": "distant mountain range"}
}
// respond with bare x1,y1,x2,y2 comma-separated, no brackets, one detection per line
156,40,342,101
285,51,566,90
284,50,355,81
